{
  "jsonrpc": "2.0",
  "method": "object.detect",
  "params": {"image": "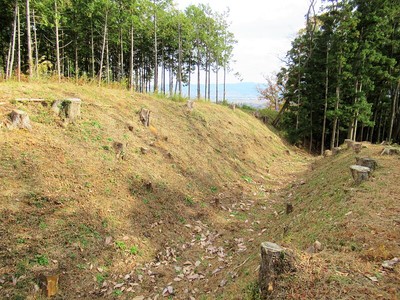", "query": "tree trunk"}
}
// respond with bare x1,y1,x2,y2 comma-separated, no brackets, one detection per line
223,63,226,102
7,1,18,79
32,9,39,77
204,57,207,100
216,66,219,103
91,23,95,78
178,23,182,96
98,11,108,86
197,47,201,100
55,0,61,82
388,80,400,143
169,66,173,97
17,3,21,82
207,55,211,100
331,54,342,150
321,44,329,155
129,22,134,91
106,35,110,83
75,38,79,81
120,27,124,81
26,0,33,77
153,0,158,93
188,58,191,98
